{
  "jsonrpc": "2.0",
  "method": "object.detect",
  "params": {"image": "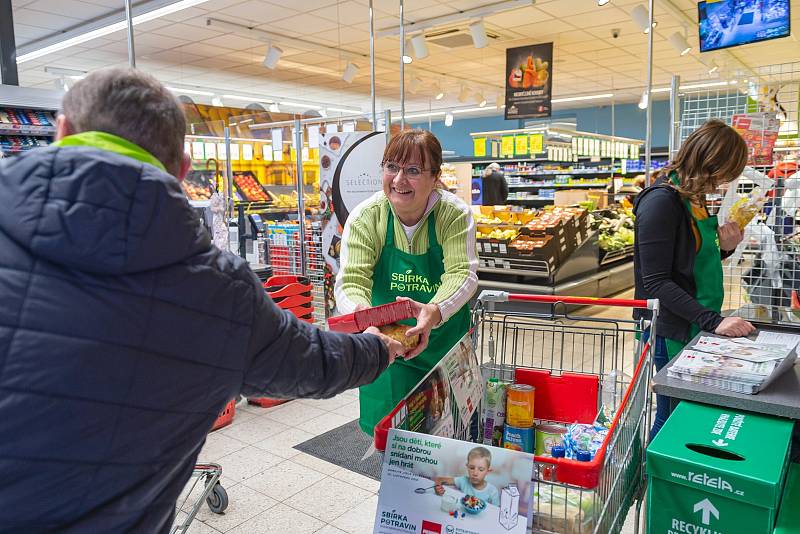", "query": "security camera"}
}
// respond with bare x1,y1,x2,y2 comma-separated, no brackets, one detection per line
611,28,621,39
